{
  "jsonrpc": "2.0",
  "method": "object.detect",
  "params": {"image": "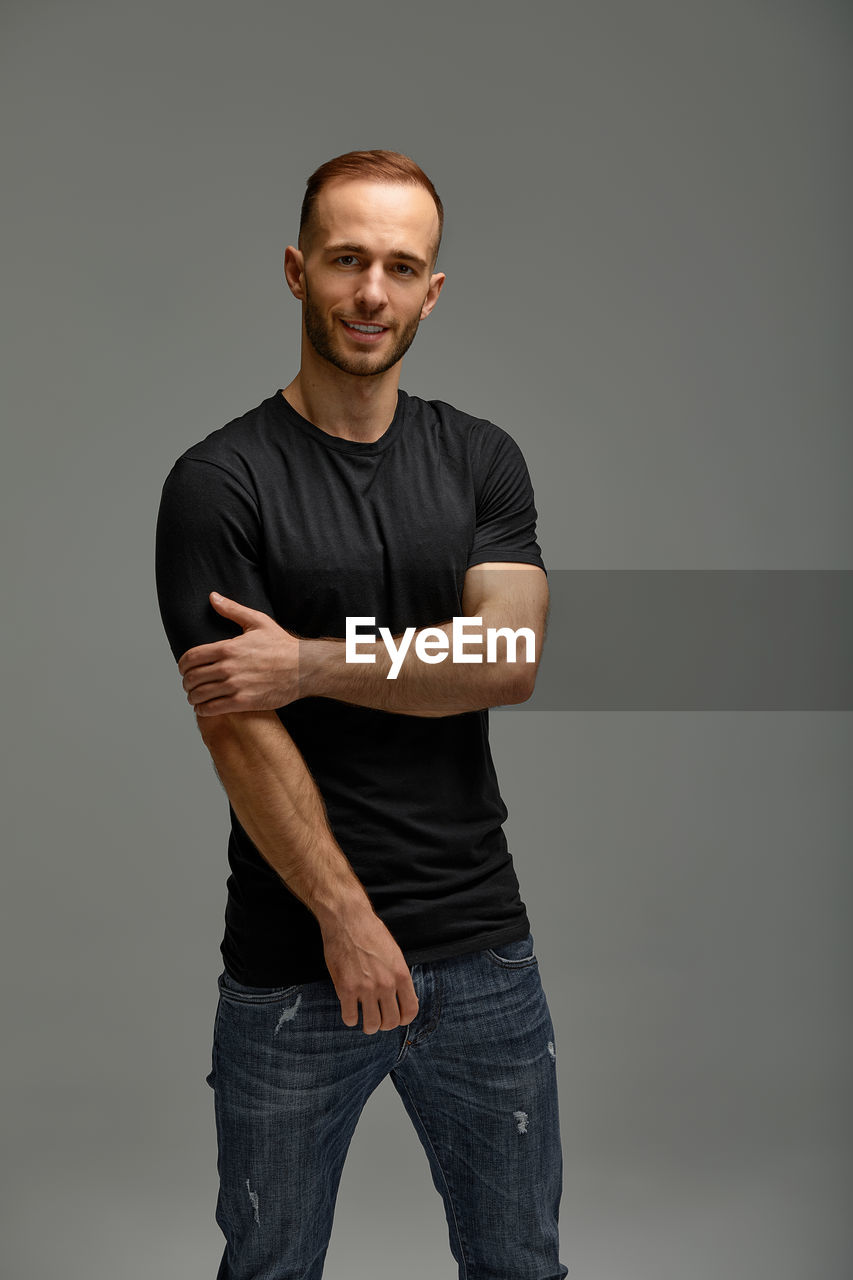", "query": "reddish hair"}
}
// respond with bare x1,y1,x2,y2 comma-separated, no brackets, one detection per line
298,149,444,263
